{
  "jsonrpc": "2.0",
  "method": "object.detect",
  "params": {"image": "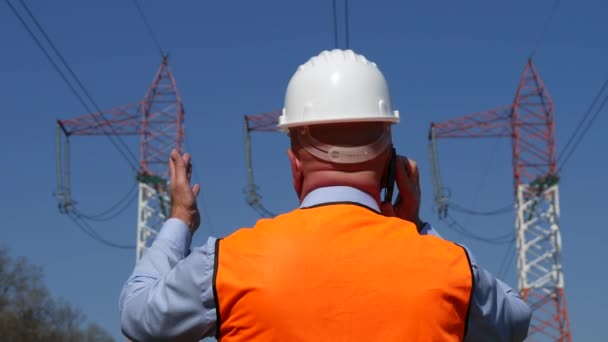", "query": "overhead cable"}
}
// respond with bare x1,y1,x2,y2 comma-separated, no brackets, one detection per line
332,0,339,48
331,0,351,49
73,182,138,222
529,0,562,58
442,214,514,245
496,241,516,281
449,202,513,216
344,0,350,49
466,134,506,210
444,131,512,218
8,0,139,170
130,0,165,57
68,213,135,249
558,78,608,173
